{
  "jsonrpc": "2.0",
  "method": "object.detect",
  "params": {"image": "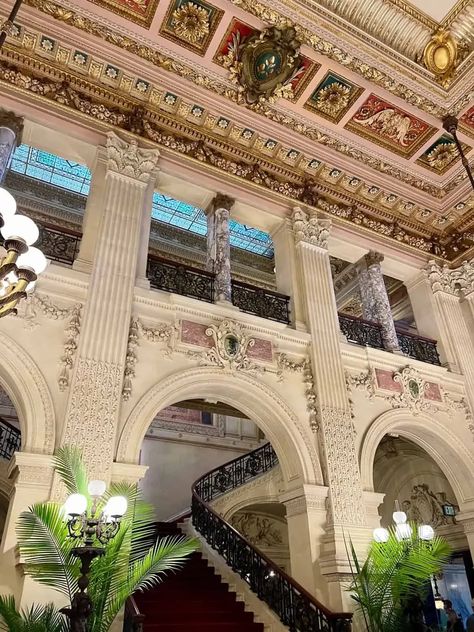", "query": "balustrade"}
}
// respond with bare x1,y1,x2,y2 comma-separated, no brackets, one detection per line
192,443,352,632
0,417,21,460
231,280,290,324
396,329,441,366
338,313,384,349
36,224,81,265
147,255,215,303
